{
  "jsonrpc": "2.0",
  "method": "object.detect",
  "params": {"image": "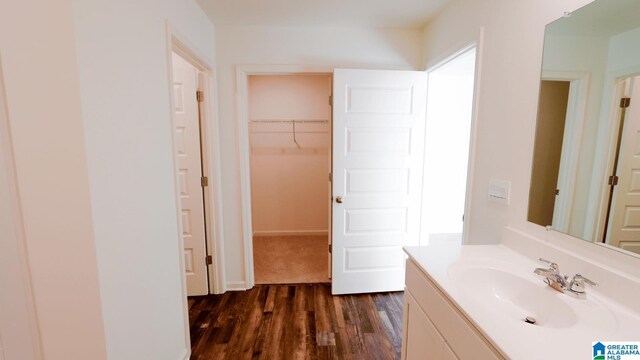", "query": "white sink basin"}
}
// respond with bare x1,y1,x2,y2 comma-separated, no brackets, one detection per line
447,259,617,332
